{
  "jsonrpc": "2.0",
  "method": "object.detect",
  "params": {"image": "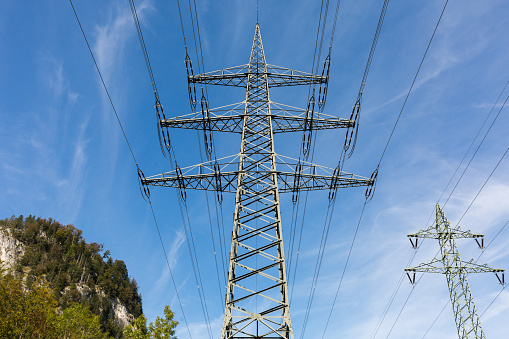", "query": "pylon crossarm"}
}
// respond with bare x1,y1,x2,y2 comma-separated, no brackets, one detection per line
161,101,246,132
141,154,373,193
190,63,325,87
408,226,484,240
406,259,504,275
405,258,443,274
161,108,353,134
